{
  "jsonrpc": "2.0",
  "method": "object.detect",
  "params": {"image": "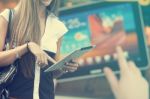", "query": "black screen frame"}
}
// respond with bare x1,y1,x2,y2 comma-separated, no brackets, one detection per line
58,1,149,80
